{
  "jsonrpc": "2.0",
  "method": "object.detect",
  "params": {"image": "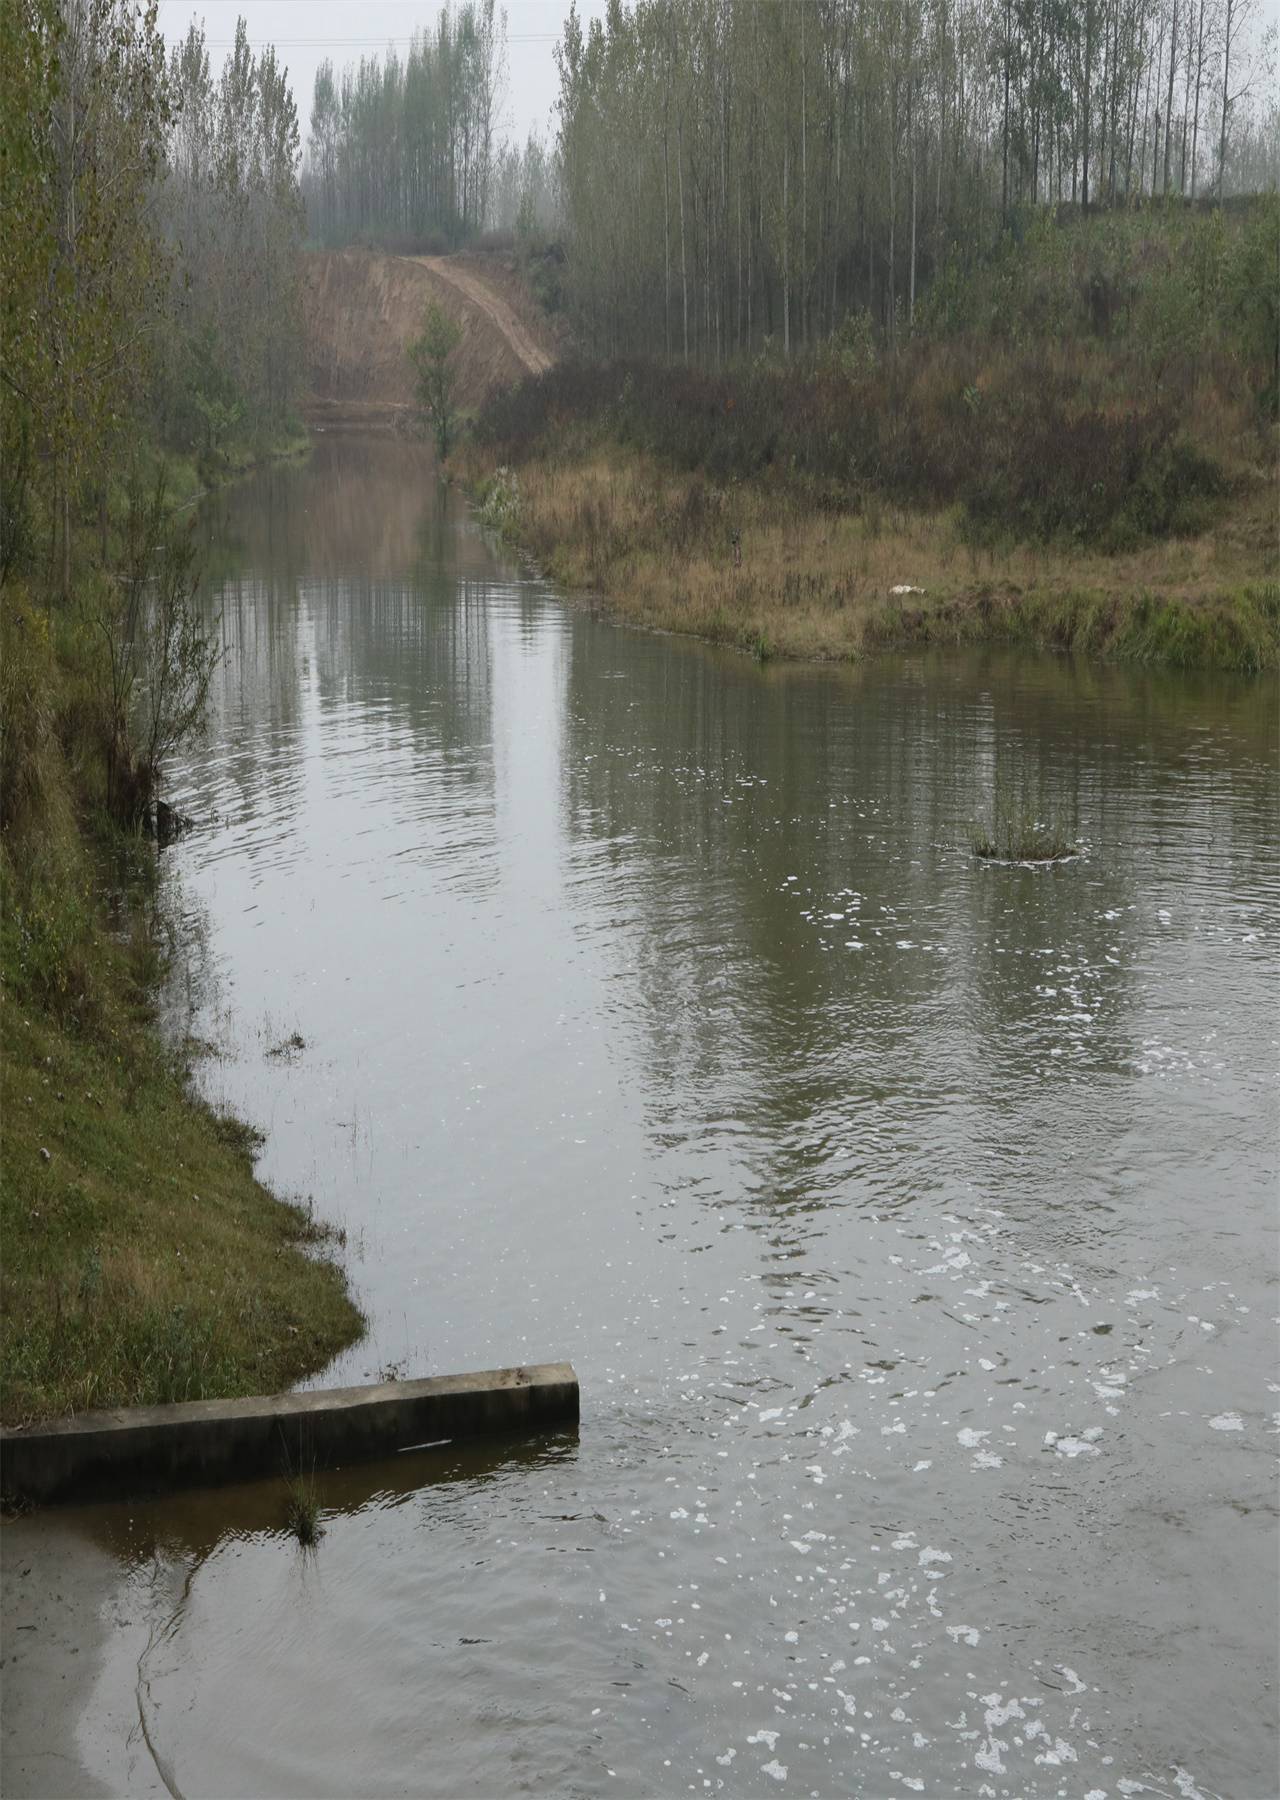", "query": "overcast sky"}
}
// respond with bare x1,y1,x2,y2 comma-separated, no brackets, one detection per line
155,0,603,149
